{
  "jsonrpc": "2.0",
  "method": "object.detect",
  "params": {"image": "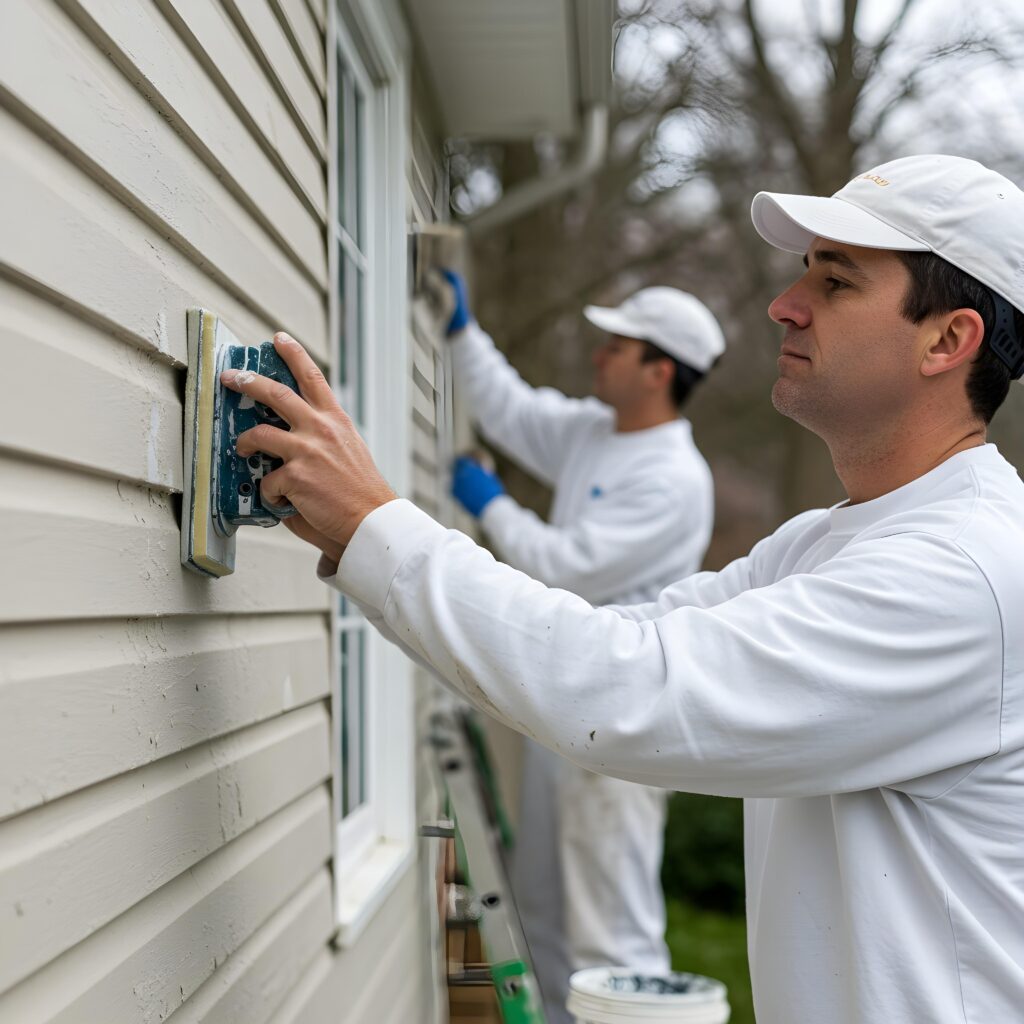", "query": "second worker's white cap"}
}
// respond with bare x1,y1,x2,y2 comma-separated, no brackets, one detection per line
751,154,1024,379
583,287,726,372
